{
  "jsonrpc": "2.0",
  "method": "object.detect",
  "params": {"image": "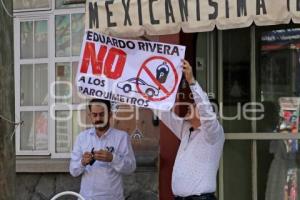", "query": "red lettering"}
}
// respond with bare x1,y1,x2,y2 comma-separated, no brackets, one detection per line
80,42,107,75
104,47,126,79
80,43,127,79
